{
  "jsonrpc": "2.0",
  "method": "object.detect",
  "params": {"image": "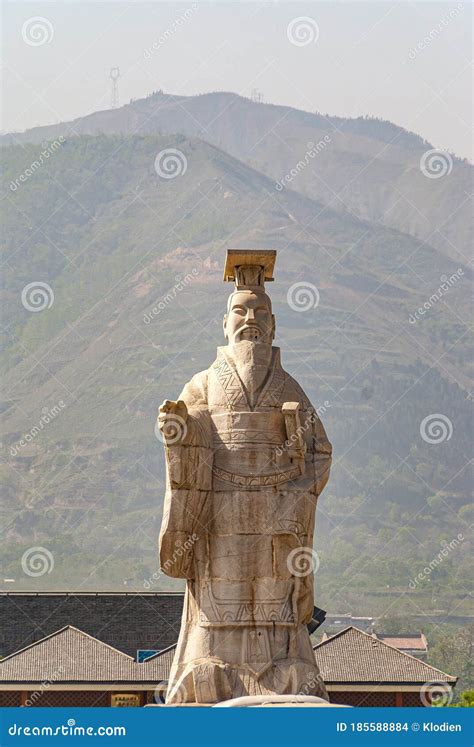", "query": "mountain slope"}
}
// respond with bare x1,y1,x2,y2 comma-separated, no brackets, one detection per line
1,134,471,616
3,92,472,265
